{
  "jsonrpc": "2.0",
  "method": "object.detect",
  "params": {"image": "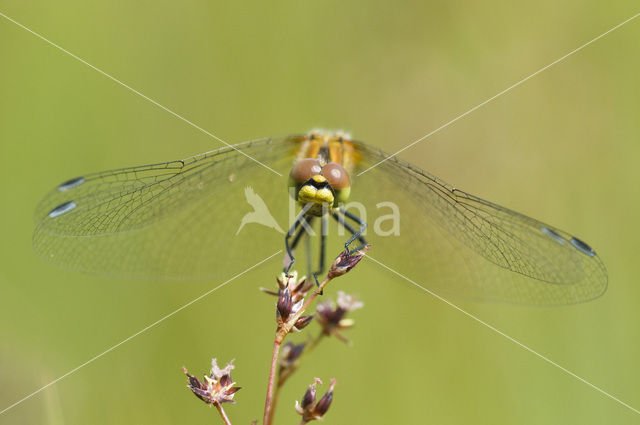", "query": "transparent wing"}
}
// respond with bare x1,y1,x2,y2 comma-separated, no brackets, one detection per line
351,142,607,305
33,133,608,303
33,136,297,280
